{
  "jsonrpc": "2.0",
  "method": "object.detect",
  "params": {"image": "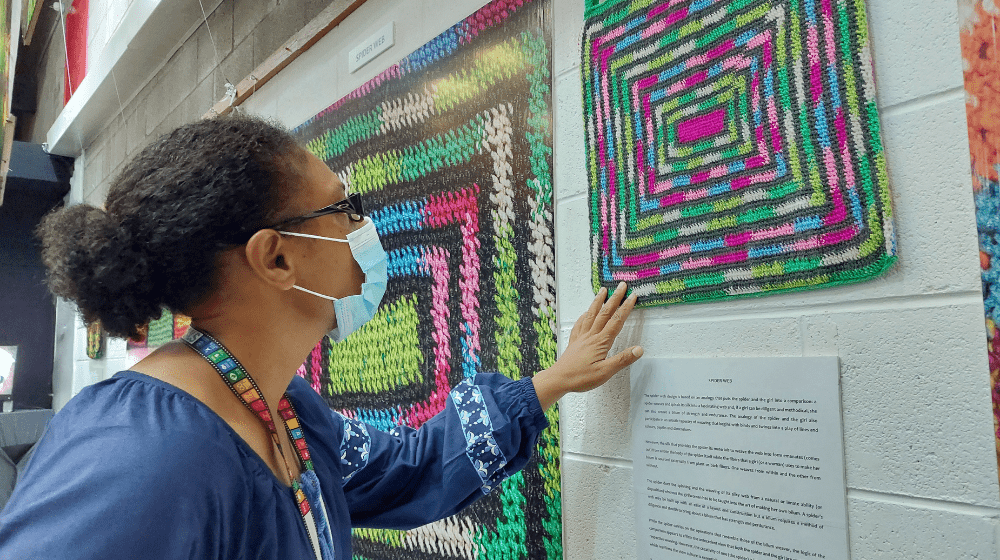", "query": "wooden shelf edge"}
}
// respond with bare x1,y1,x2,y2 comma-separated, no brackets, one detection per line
21,0,42,47
202,0,369,120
